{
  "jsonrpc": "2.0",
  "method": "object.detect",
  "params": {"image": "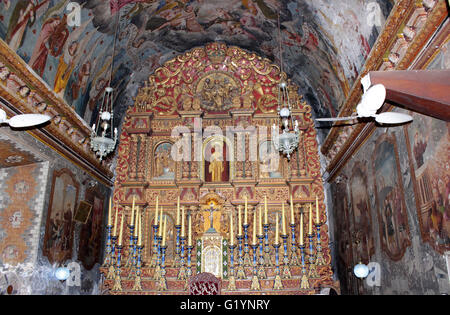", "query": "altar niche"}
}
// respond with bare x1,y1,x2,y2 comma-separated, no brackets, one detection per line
202,136,233,183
